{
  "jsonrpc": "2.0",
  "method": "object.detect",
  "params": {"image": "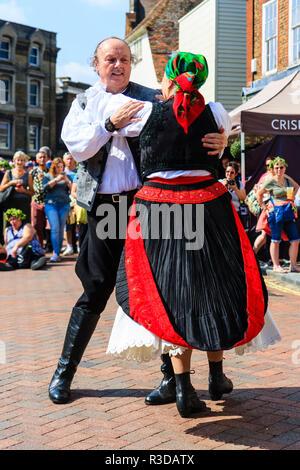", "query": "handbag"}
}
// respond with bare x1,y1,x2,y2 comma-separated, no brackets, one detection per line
245,189,261,217
0,185,13,207
268,200,296,224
